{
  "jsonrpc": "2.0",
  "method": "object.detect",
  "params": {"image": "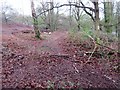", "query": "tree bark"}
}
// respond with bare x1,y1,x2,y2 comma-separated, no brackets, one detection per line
2,12,8,24
116,1,120,37
104,1,113,33
48,1,55,31
118,16,120,53
80,1,100,31
68,0,72,28
93,1,100,31
30,0,40,38
74,0,81,31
